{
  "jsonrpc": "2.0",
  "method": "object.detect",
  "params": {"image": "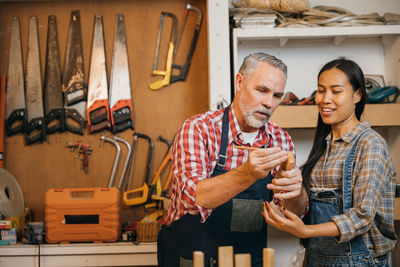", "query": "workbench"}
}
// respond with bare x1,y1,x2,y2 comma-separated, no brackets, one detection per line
0,242,157,266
